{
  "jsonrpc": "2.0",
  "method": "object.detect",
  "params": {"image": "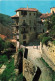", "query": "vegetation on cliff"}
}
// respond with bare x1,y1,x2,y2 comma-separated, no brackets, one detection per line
0,38,16,80
40,57,55,81
0,13,13,38
39,14,55,45
0,13,13,26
